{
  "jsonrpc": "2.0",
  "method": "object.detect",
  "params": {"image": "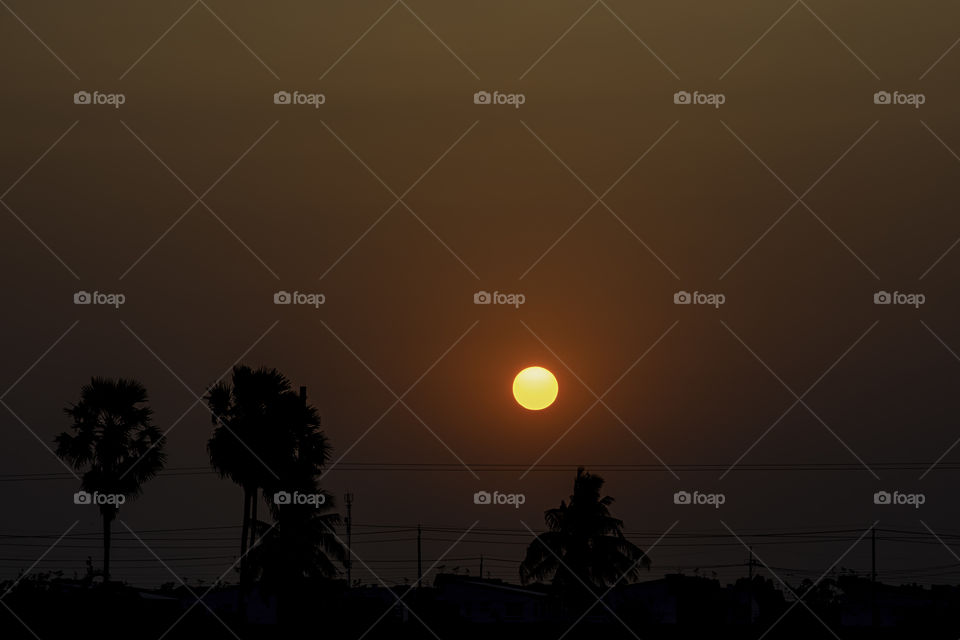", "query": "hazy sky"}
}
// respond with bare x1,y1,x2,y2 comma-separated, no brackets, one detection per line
3,0,960,587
